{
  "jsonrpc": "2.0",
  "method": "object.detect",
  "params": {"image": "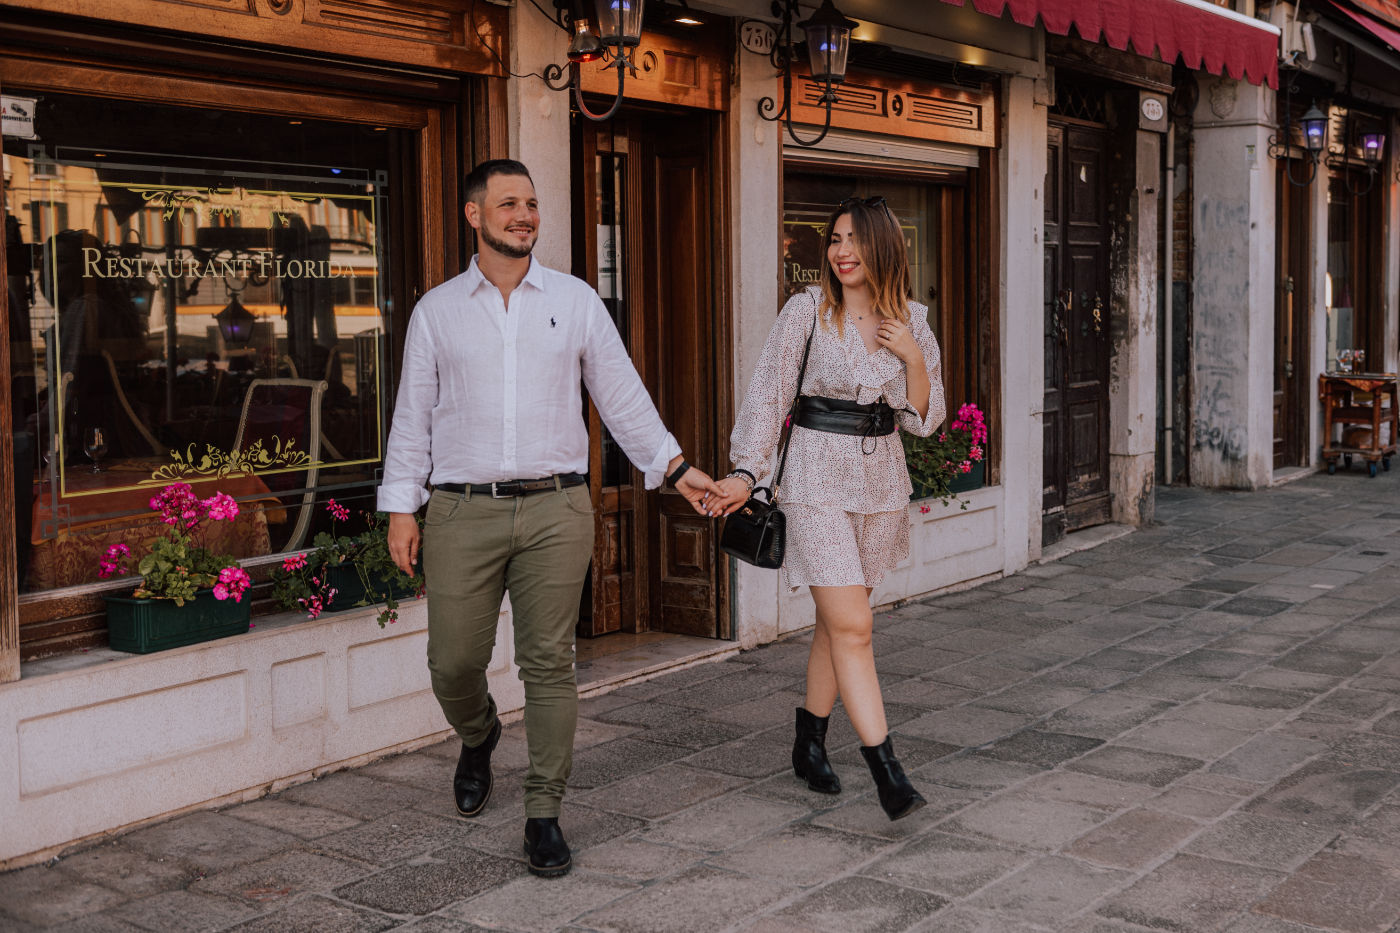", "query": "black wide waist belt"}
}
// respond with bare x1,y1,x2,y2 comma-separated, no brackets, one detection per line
436,473,587,498
793,396,896,437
